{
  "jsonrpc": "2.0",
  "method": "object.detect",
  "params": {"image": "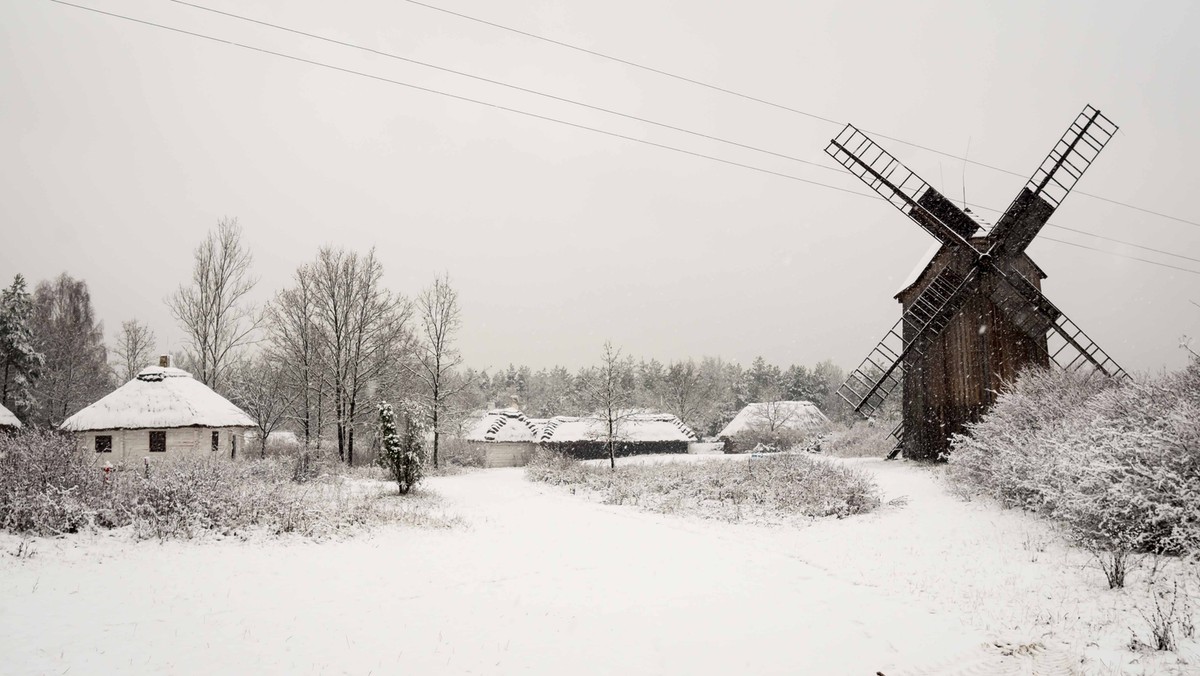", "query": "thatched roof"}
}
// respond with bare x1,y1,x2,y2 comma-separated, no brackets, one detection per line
464,408,540,442
0,402,20,428
717,401,830,438
539,413,696,443
60,366,254,432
